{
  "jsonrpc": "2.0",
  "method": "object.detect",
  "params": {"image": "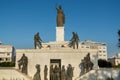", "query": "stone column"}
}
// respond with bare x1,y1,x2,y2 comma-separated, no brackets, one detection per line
56,27,64,42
